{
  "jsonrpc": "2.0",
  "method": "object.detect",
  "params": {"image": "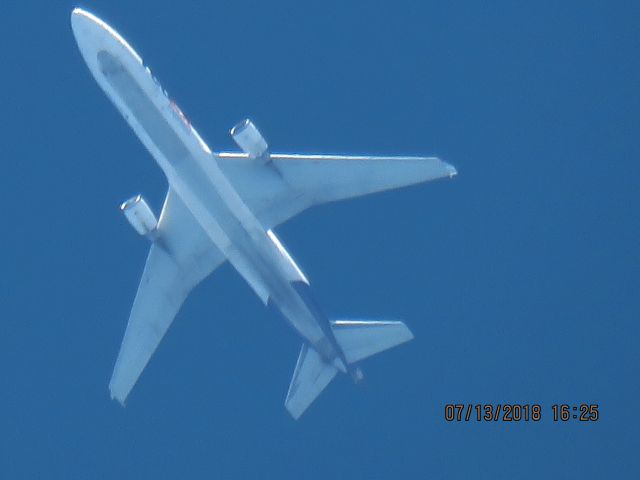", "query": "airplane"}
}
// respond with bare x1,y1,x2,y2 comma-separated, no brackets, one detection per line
71,8,457,419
